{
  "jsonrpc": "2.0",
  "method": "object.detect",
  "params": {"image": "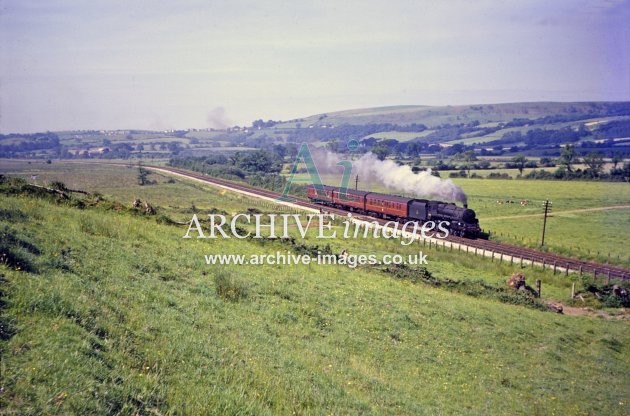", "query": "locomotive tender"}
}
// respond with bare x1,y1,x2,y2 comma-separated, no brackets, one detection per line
306,184,480,238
